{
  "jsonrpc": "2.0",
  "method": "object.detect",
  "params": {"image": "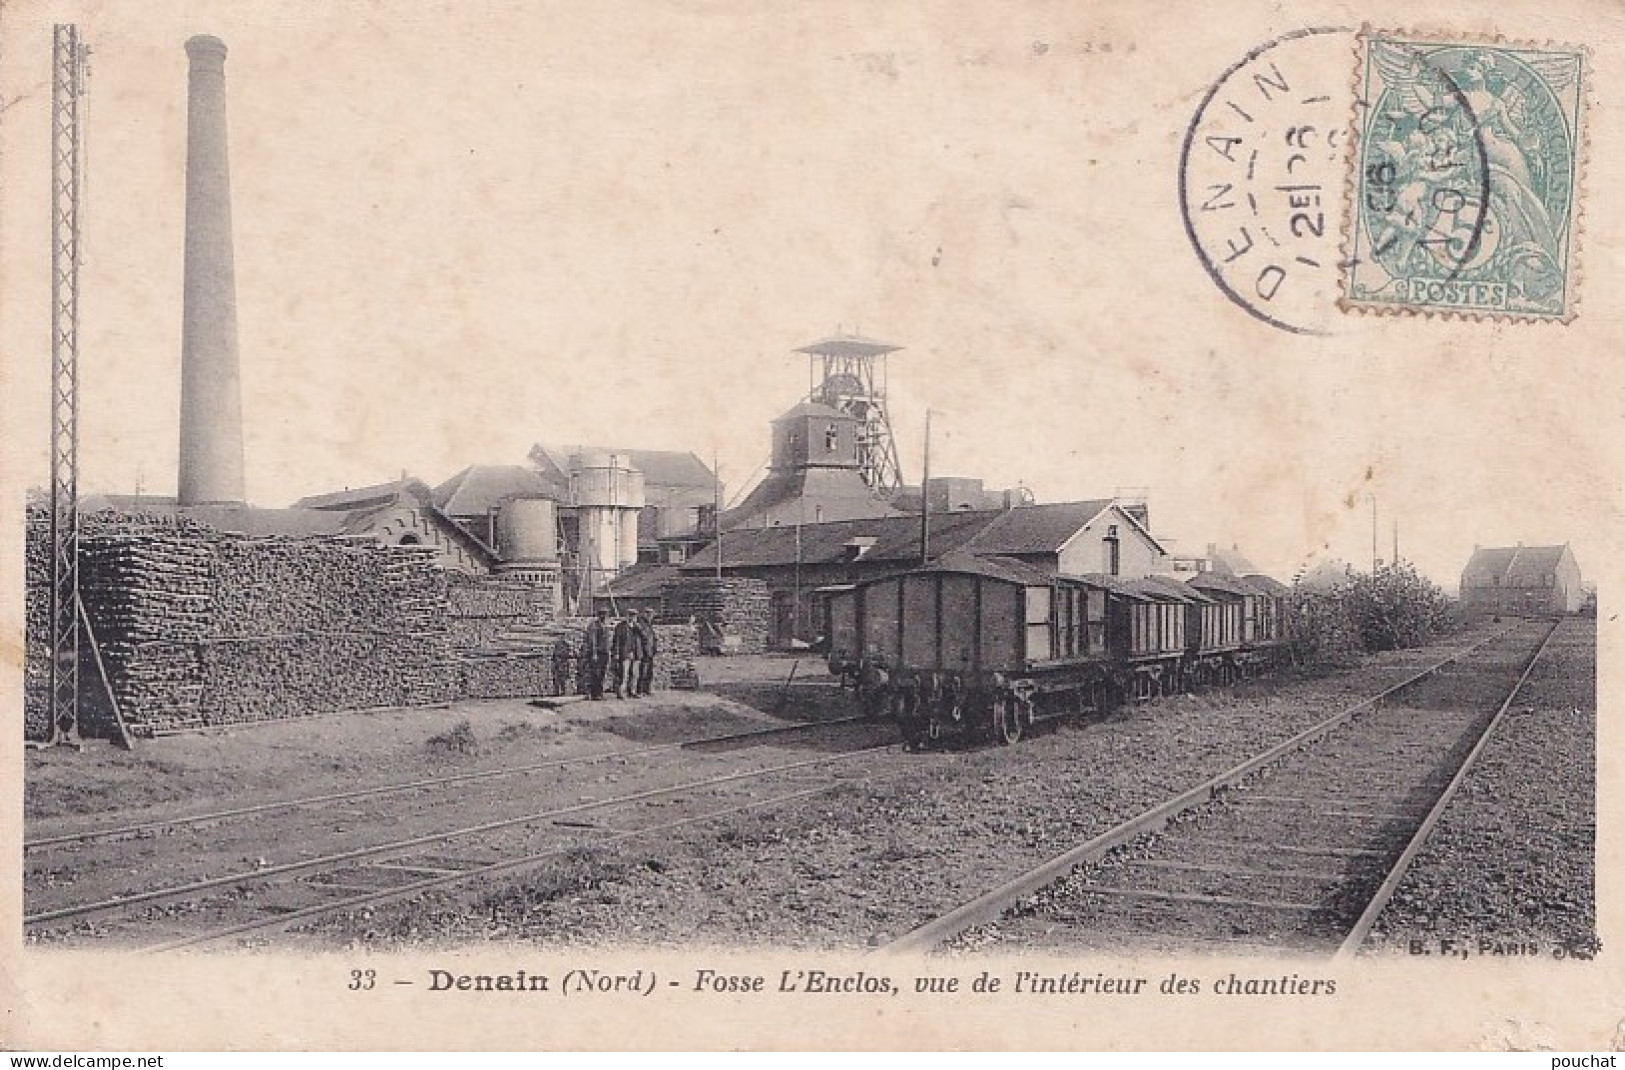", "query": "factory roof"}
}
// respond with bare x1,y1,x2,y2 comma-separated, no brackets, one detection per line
1132,575,1214,603
76,493,182,511
71,496,354,537
682,507,1003,571
793,334,903,358
722,467,900,531
529,443,715,489
911,551,1055,587
1067,573,1157,600
1461,544,1574,588
961,499,1119,556
433,465,562,517
602,562,682,601
293,479,430,512
684,499,1146,572
178,505,356,538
